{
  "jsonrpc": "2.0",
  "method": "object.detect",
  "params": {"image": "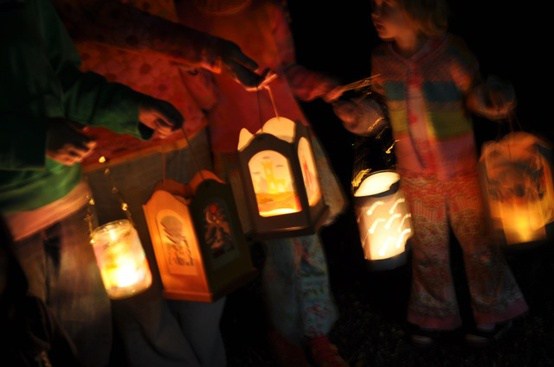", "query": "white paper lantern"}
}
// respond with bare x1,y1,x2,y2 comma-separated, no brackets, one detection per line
353,170,412,270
